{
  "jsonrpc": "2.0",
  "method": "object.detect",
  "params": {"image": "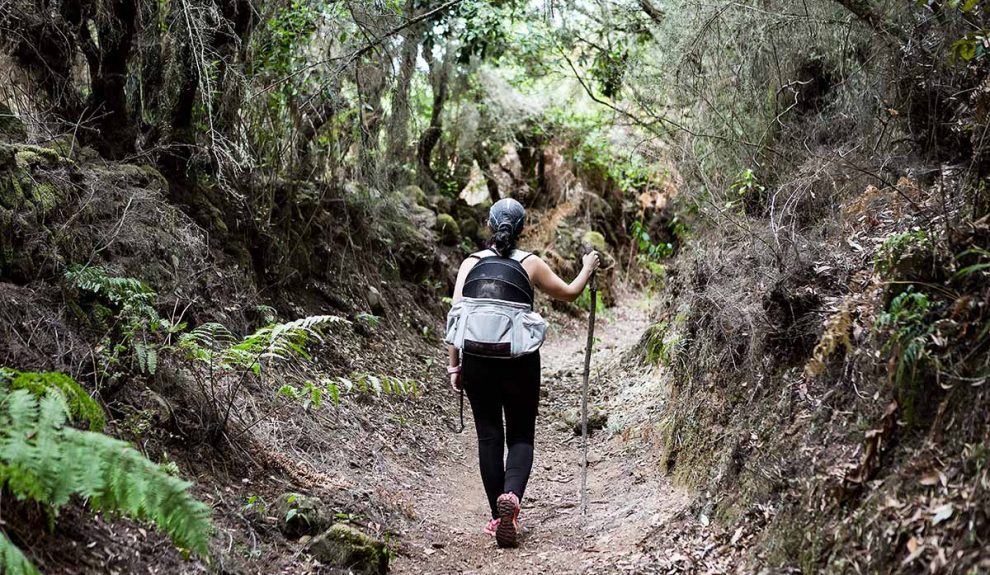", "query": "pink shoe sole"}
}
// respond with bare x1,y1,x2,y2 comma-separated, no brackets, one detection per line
495,495,520,548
